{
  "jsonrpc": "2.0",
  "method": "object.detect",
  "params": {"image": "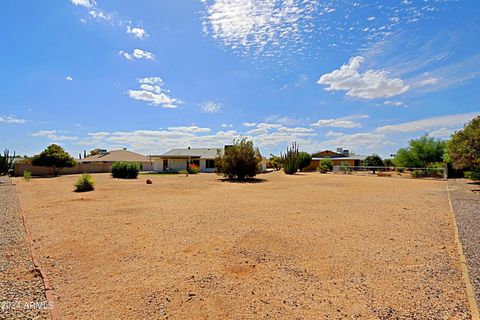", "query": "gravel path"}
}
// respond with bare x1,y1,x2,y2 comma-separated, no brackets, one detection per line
449,178,480,309
0,176,49,320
